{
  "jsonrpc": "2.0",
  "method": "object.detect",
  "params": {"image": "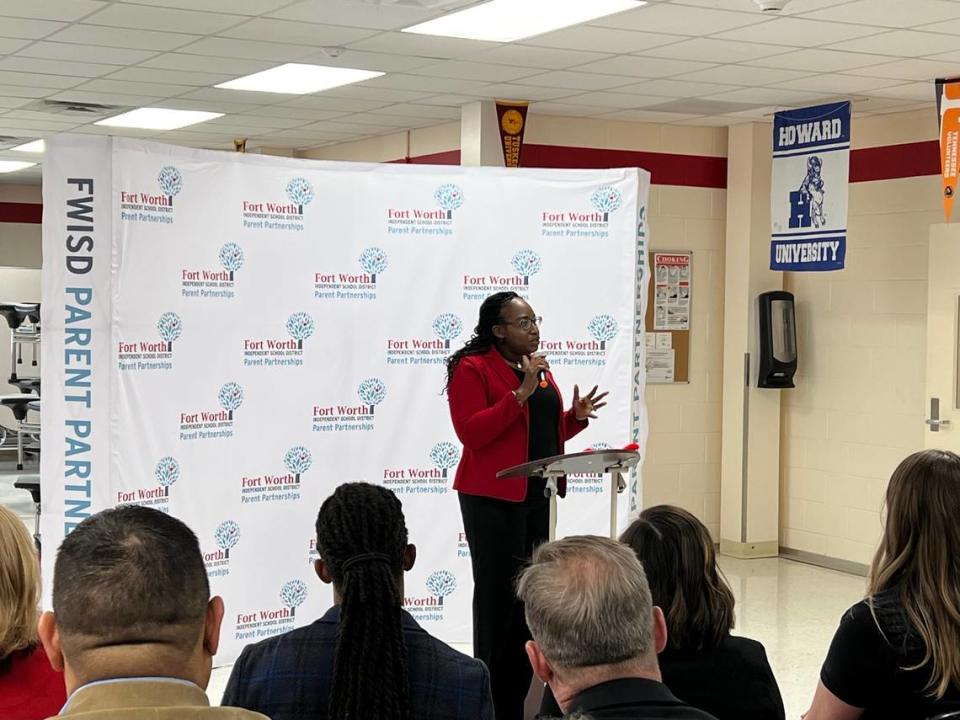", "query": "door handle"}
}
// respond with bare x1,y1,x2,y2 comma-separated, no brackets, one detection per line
928,397,951,432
